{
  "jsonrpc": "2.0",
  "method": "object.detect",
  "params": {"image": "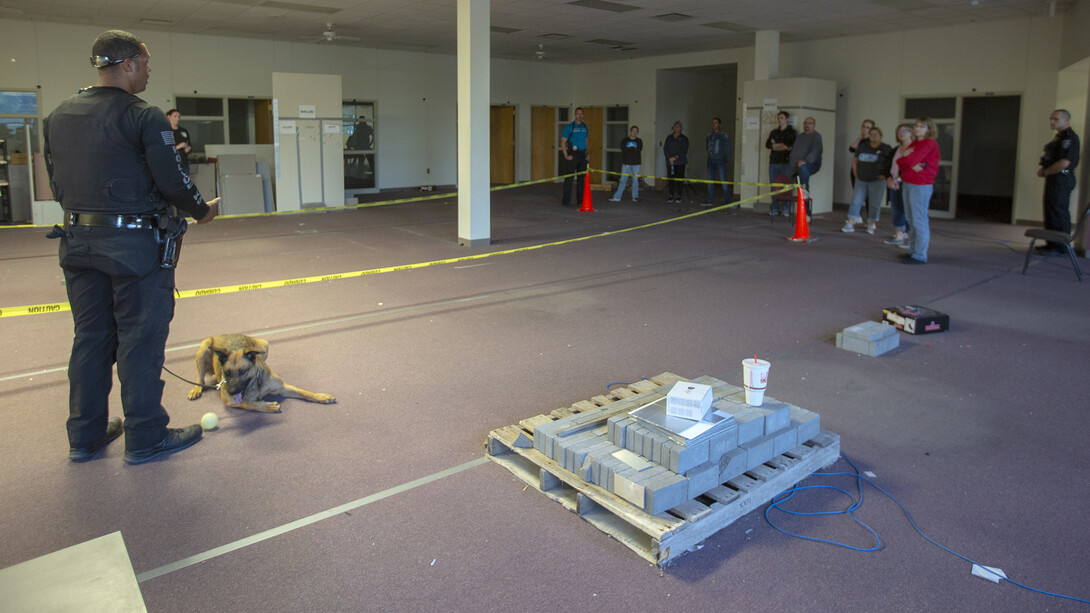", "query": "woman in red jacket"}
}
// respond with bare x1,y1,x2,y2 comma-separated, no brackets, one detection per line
895,118,940,264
